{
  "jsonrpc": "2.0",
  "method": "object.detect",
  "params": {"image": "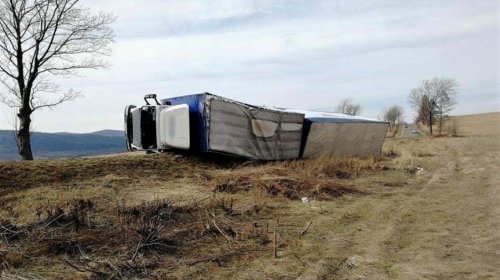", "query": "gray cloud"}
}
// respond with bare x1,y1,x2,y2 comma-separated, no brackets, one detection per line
0,0,498,132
